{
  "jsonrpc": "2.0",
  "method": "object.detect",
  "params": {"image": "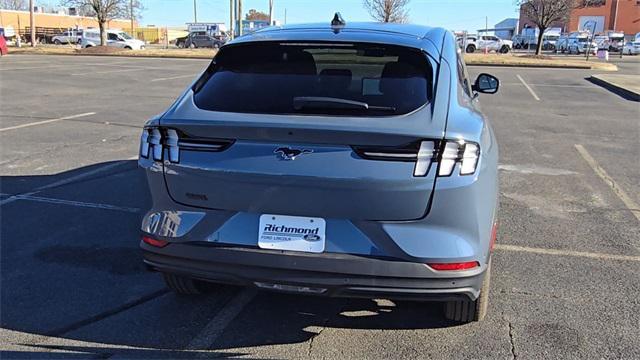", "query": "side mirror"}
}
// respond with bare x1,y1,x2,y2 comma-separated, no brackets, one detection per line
472,73,500,94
